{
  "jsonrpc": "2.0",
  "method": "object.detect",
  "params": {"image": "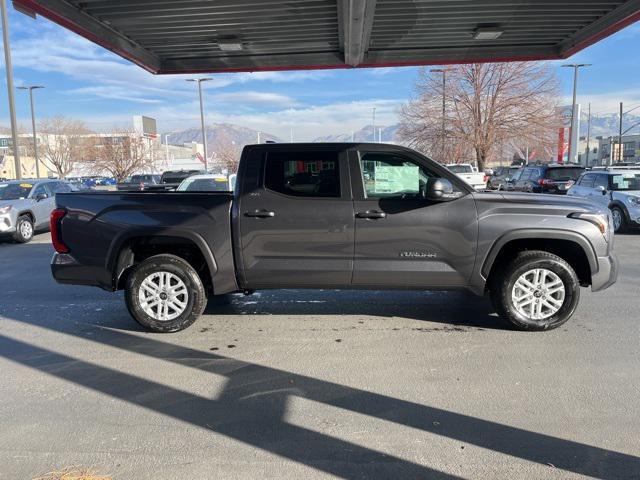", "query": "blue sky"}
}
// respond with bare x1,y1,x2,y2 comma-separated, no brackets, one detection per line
1,5,639,141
